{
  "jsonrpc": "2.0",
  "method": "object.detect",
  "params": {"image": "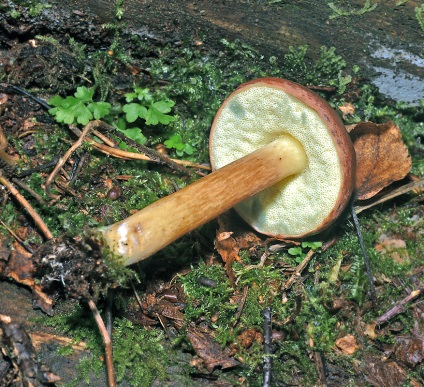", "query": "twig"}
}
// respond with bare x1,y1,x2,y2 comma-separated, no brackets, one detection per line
131,280,144,311
283,249,315,290
375,285,424,326
314,351,327,387
44,121,94,194
0,220,35,254
87,299,116,387
0,174,53,240
351,205,378,310
12,177,48,206
69,125,210,171
69,153,86,185
111,127,198,177
233,286,249,327
0,83,51,109
355,178,424,214
261,307,273,387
